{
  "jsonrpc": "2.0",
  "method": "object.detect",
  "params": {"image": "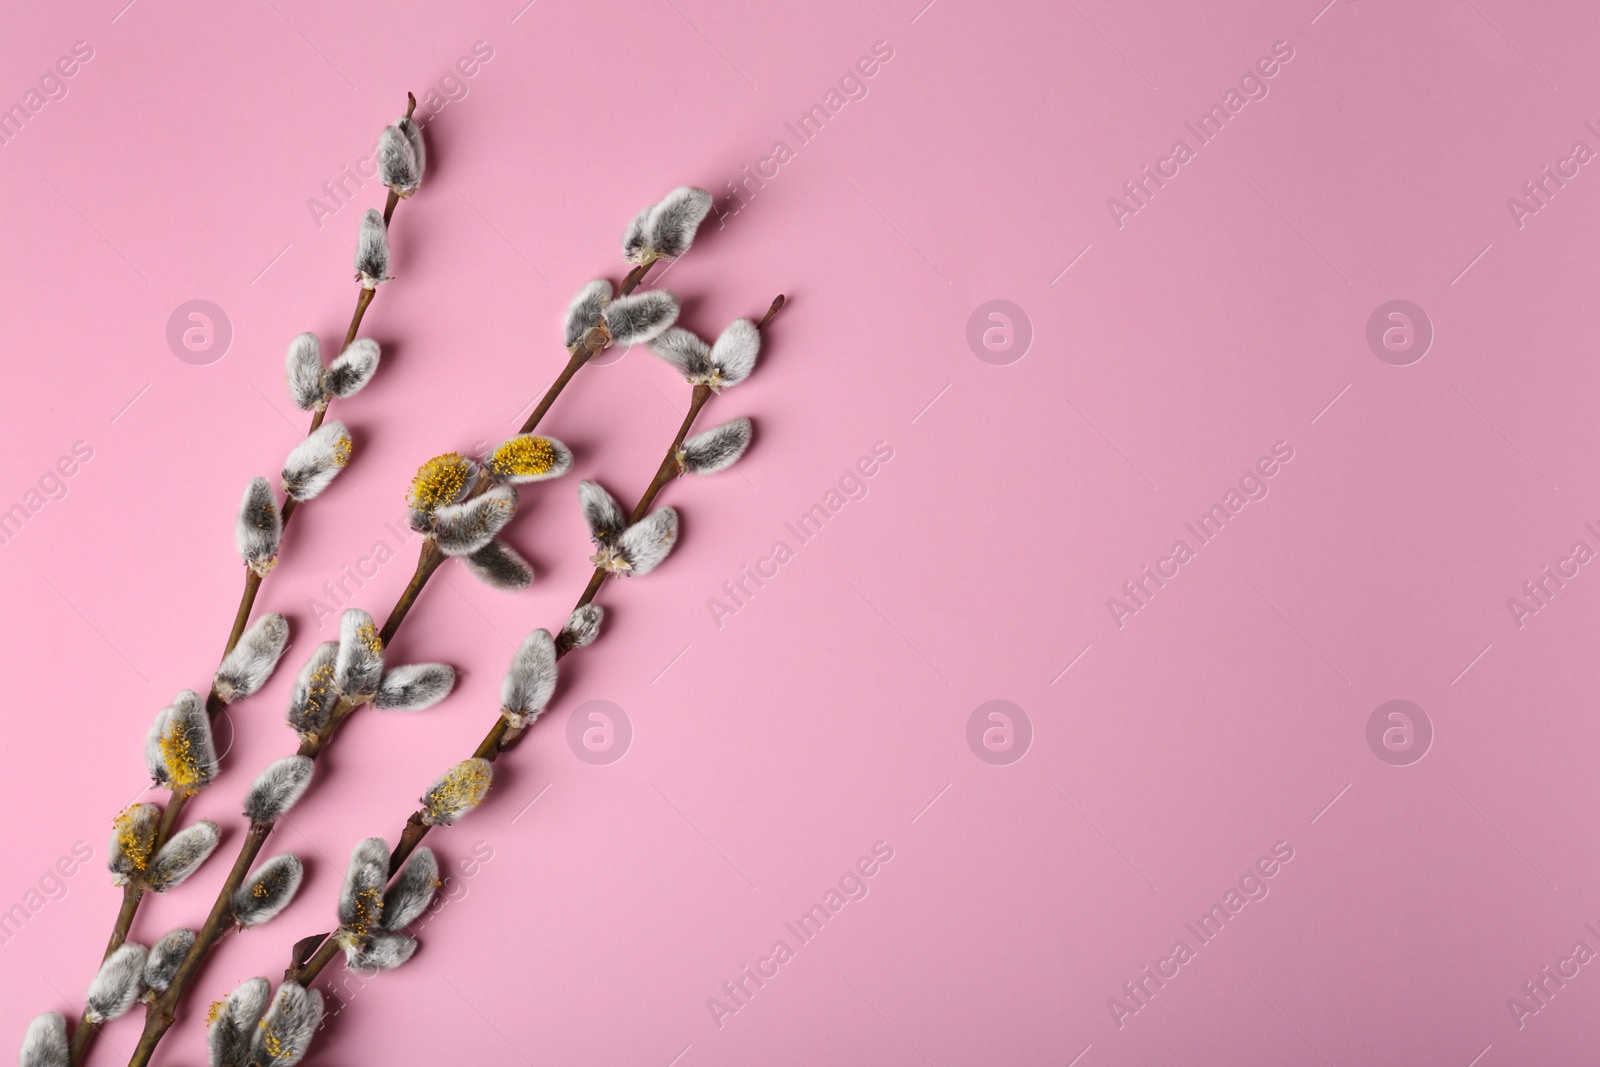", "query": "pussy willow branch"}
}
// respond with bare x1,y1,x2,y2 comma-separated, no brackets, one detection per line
122,259,673,1067
280,294,785,992
72,94,421,1067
